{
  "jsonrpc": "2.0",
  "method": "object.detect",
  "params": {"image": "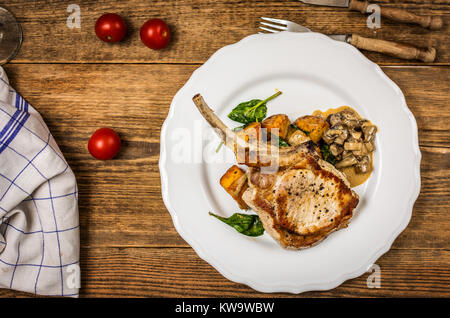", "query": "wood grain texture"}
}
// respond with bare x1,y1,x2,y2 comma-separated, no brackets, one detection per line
2,64,448,148
349,0,444,30
1,64,449,251
1,0,449,65
0,247,448,297
0,0,449,298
